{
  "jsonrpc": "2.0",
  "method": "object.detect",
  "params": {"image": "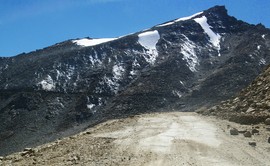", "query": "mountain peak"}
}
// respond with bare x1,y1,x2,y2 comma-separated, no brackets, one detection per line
204,5,227,14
